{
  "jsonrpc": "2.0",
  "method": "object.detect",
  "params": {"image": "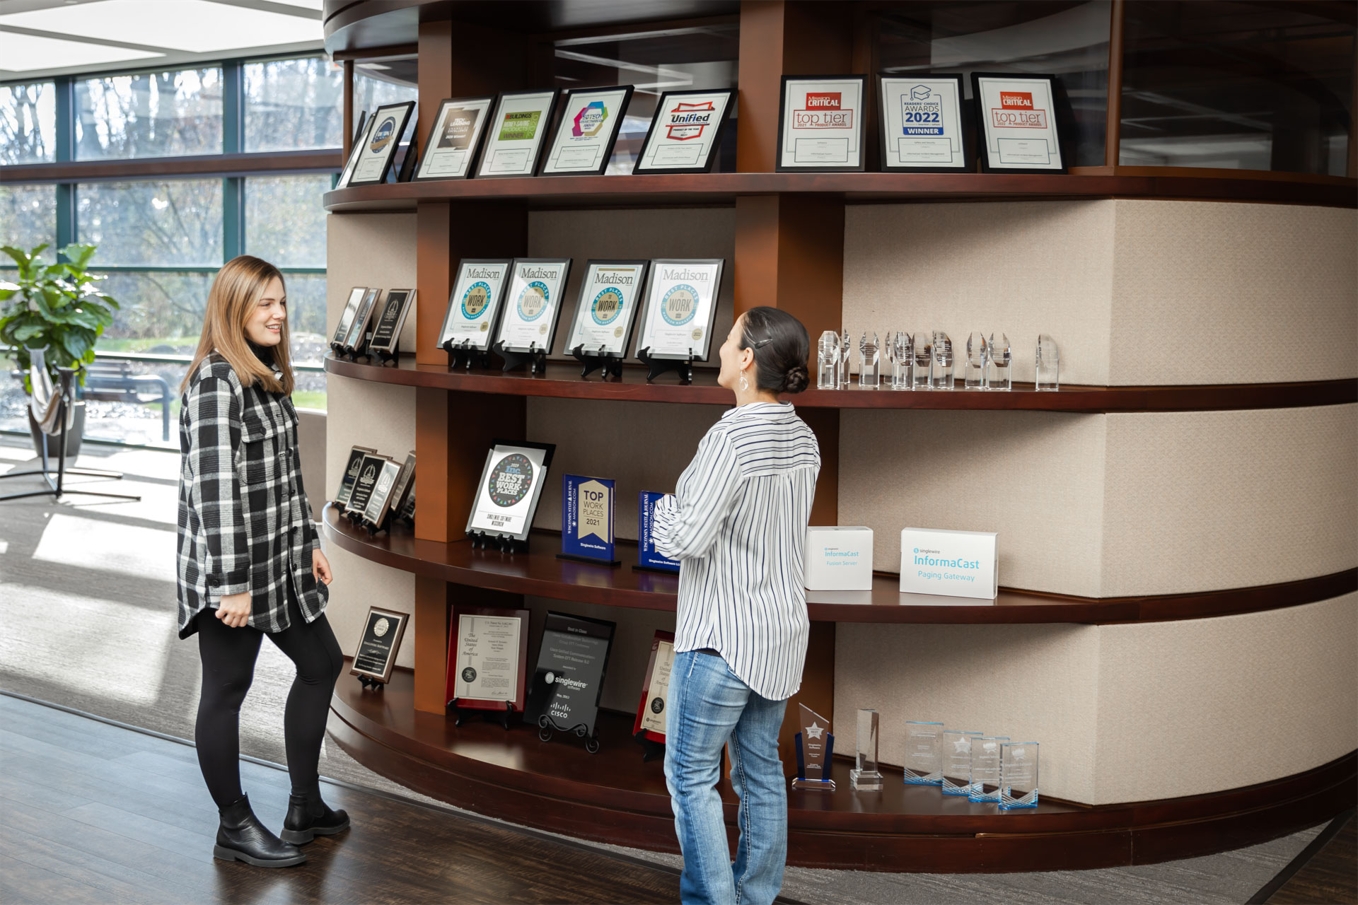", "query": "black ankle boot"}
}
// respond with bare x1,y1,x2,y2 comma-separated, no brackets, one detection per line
213,795,307,868
280,791,350,845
